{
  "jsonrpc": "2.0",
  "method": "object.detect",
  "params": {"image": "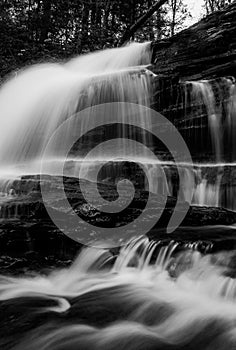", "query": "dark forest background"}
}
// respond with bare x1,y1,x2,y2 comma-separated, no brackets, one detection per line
0,0,232,79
